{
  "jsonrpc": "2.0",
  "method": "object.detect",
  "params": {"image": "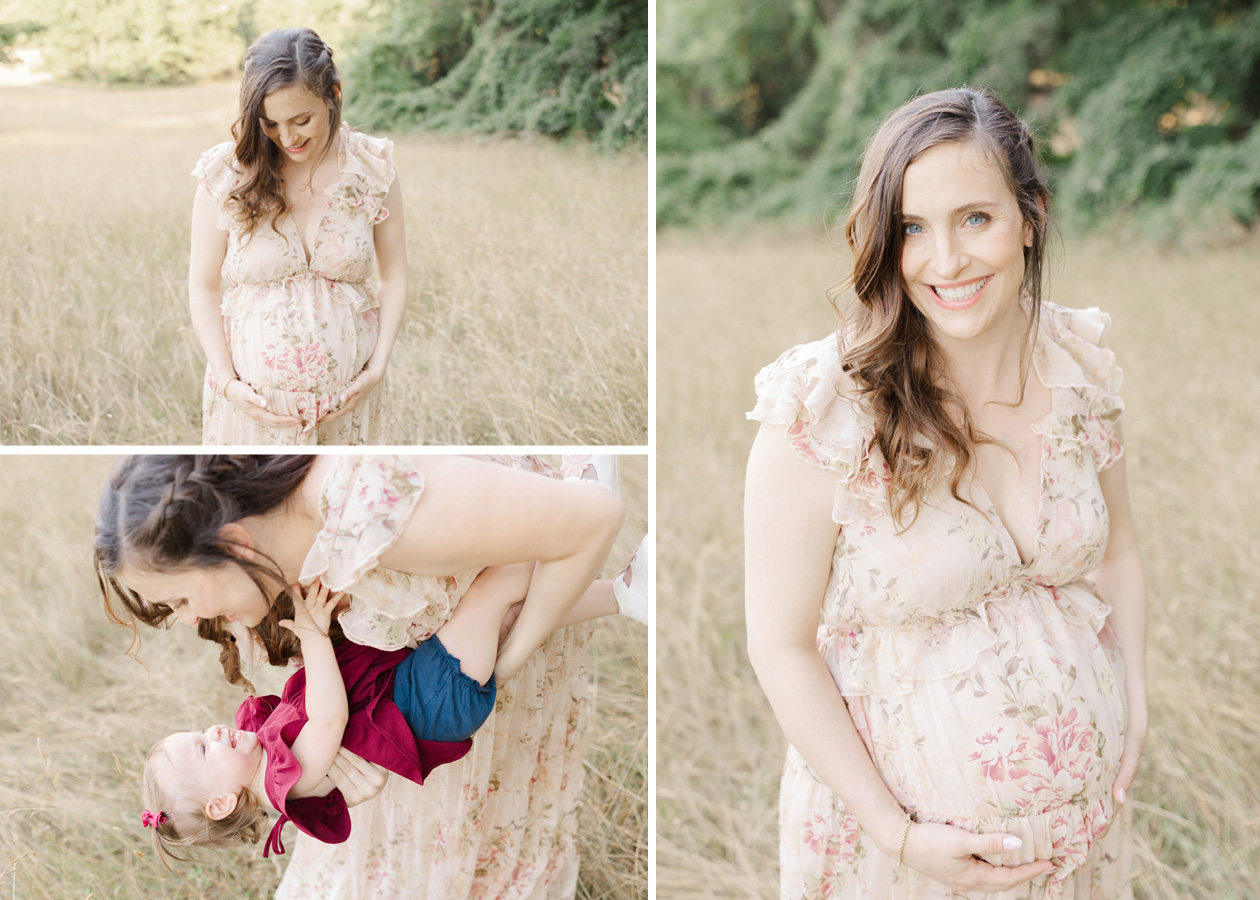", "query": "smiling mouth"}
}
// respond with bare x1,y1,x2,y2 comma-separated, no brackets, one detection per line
285,140,309,153
930,276,990,307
